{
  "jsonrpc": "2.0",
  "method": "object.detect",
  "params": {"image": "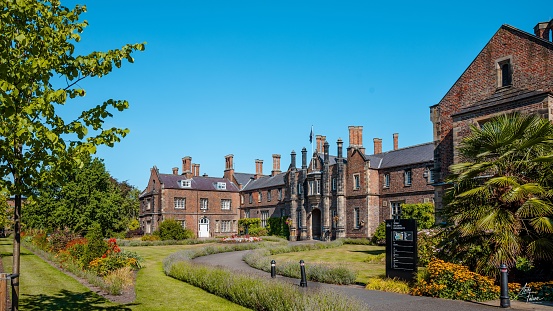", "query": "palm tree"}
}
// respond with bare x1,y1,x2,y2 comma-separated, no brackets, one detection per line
442,113,553,276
